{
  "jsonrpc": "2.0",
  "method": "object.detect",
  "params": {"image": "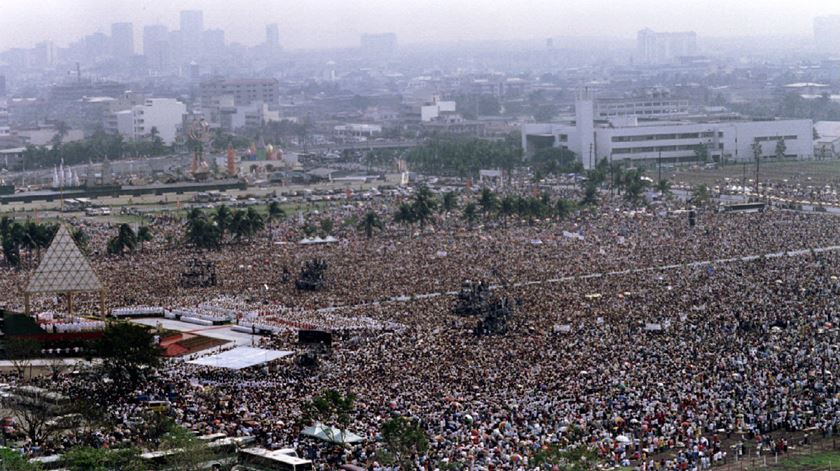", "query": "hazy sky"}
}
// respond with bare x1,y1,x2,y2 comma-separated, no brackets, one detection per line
2,0,840,51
